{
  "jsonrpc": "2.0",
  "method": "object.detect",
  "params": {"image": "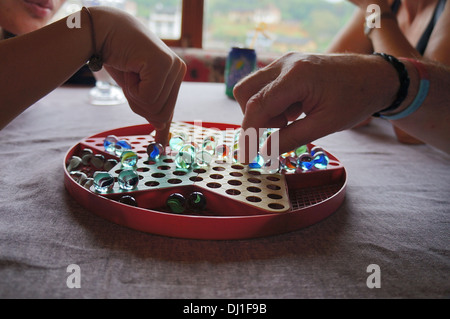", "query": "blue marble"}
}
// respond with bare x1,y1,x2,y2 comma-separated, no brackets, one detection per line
297,153,314,171
115,140,132,156
103,135,118,153
147,142,164,160
312,151,329,170
249,153,265,169
310,146,325,156
93,171,115,193
118,169,139,190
